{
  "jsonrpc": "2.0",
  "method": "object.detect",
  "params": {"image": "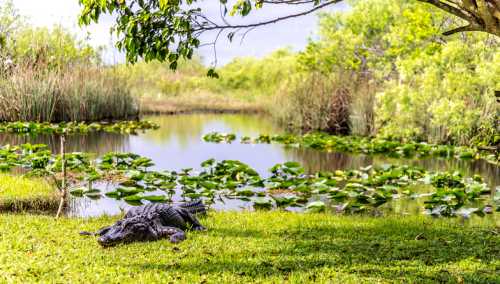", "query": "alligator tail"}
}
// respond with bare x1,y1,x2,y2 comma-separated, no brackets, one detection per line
179,199,206,215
